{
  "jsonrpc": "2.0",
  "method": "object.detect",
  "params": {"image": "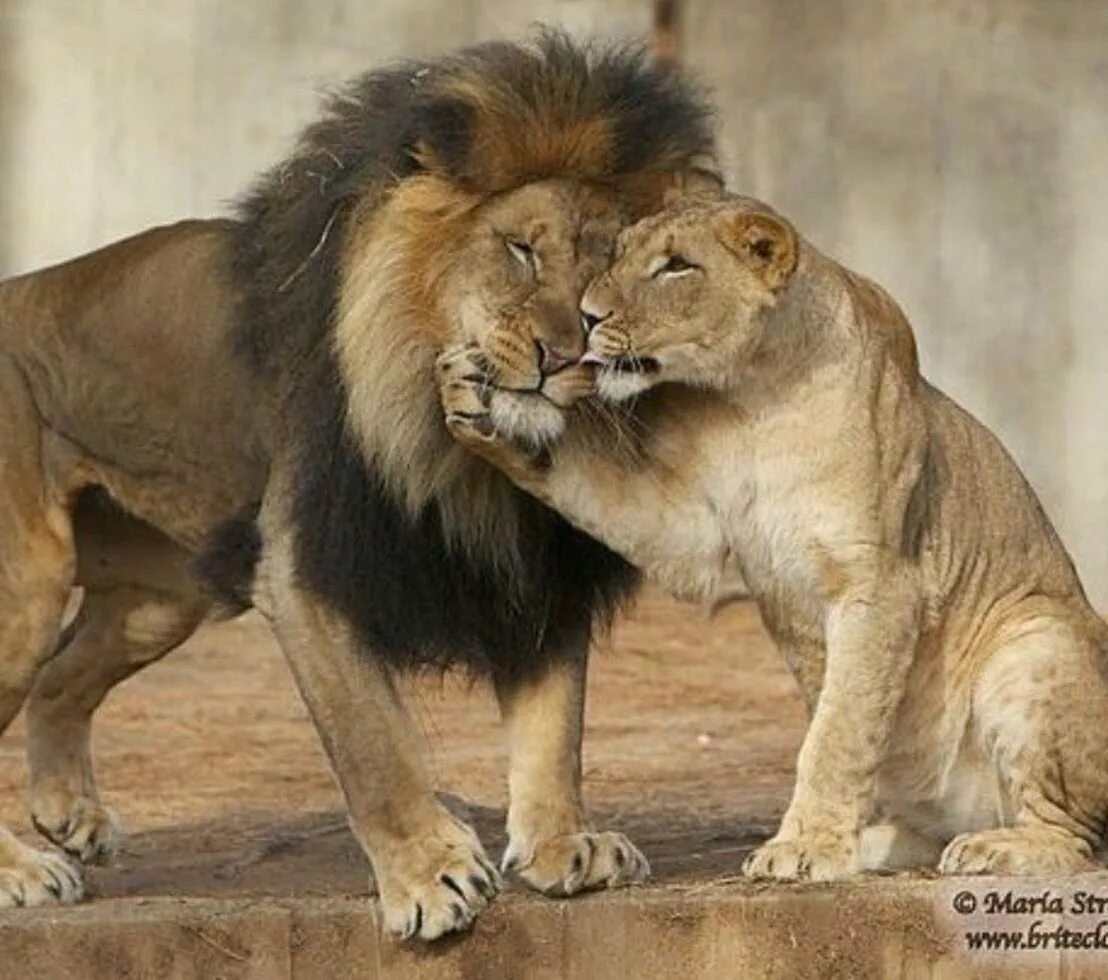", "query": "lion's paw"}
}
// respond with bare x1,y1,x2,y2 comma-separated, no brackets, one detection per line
32,796,122,866
742,829,858,882
0,836,84,908
503,830,650,897
375,819,501,942
939,827,1097,876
